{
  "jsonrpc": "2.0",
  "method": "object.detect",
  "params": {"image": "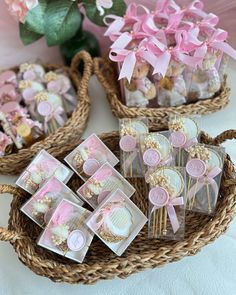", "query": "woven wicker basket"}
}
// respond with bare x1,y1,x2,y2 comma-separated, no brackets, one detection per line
0,130,236,284
94,58,230,131
0,51,92,175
